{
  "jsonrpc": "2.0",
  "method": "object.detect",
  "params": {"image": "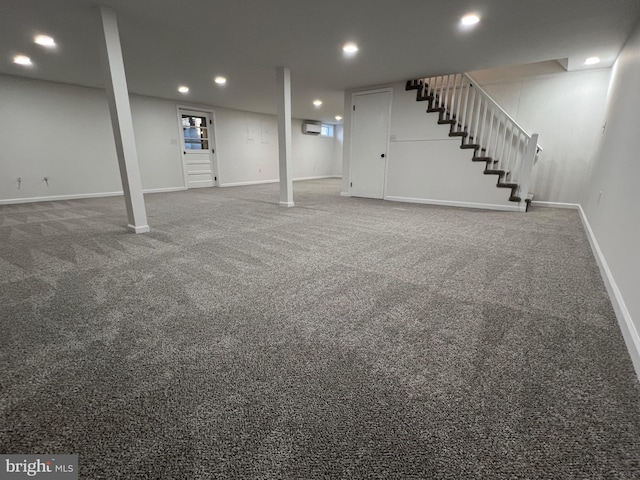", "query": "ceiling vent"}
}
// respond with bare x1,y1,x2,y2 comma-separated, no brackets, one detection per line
302,121,322,135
